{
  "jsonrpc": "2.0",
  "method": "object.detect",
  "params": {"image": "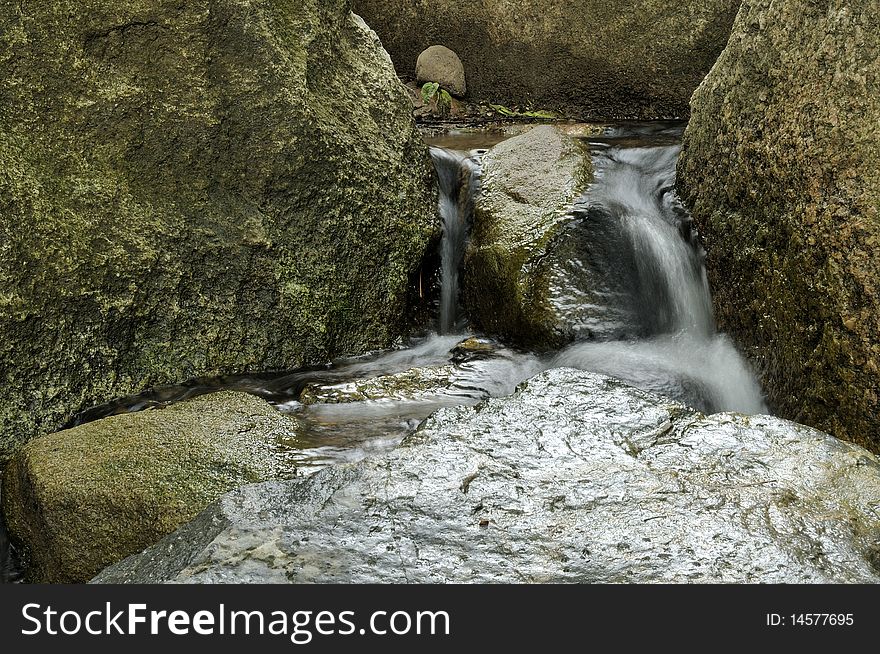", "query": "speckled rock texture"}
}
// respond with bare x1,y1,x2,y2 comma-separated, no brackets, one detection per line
677,0,880,453
0,0,437,462
352,0,741,119
2,391,301,583
462,126,593,346
94,369,880,584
